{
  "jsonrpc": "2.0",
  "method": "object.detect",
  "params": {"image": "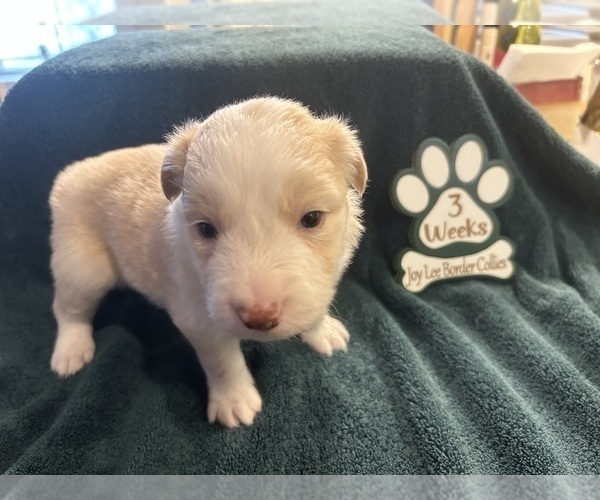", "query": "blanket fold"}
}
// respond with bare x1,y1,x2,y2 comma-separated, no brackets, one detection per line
0,26,598,474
